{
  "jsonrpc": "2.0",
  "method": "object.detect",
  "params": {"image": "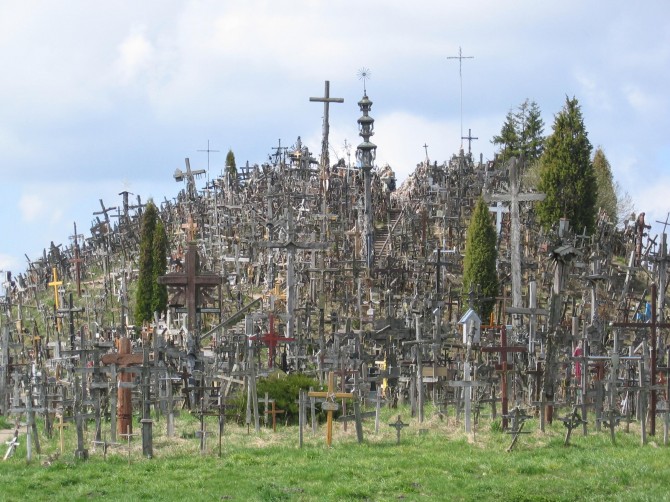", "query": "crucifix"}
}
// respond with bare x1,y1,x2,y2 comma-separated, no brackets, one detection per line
484,157,545,313
481,325,527,429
